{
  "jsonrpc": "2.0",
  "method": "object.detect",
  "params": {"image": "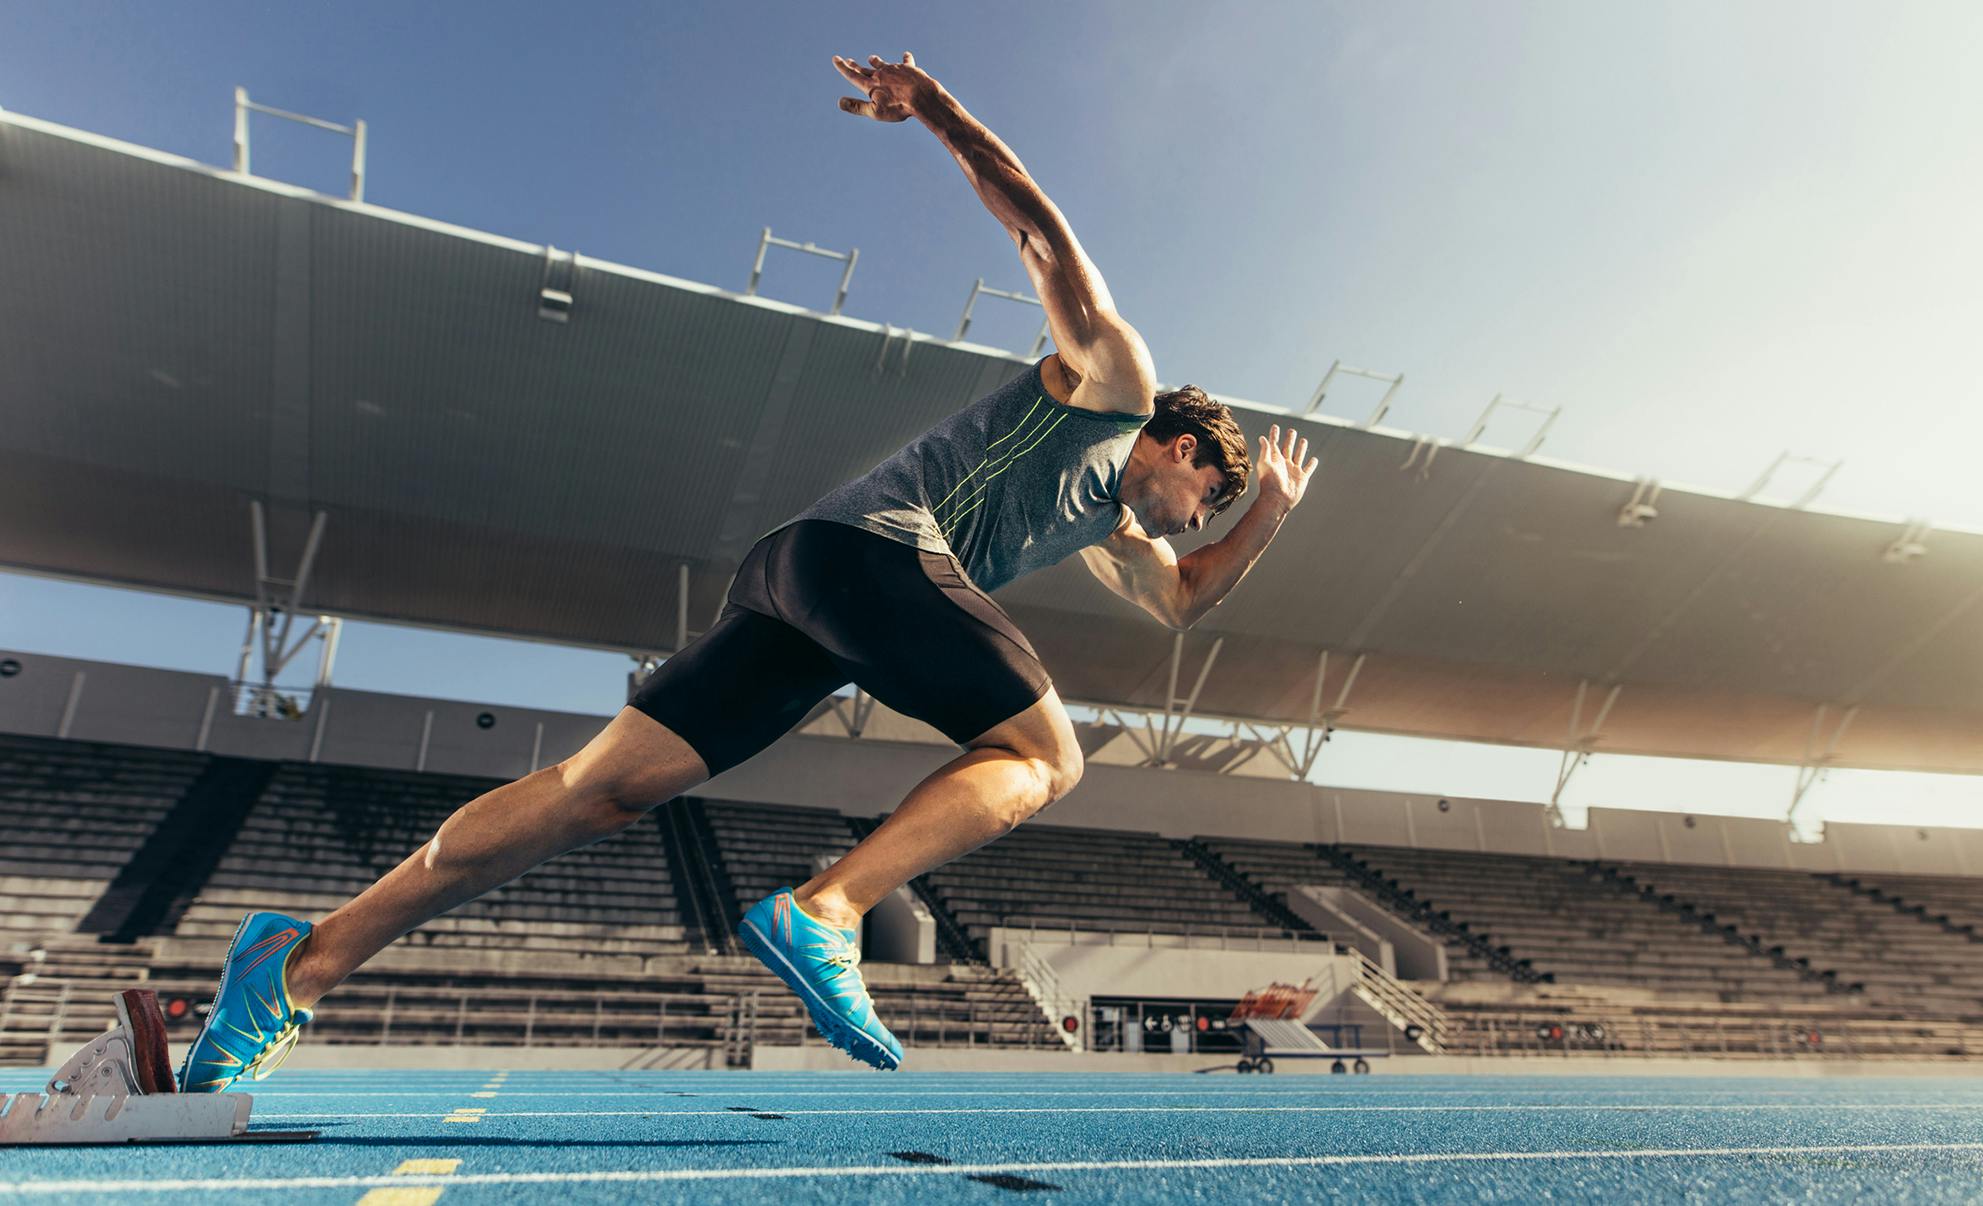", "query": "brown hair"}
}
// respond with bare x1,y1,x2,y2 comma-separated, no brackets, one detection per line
1143,385,1251,519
